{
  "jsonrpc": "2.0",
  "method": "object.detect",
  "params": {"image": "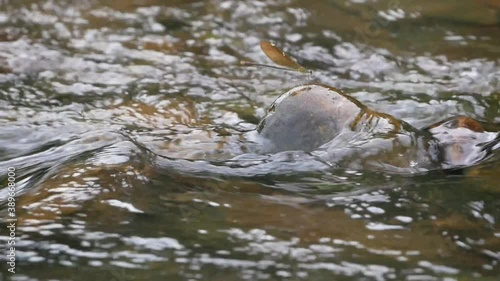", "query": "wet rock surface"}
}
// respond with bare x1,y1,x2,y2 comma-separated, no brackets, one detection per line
258,84,365,153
